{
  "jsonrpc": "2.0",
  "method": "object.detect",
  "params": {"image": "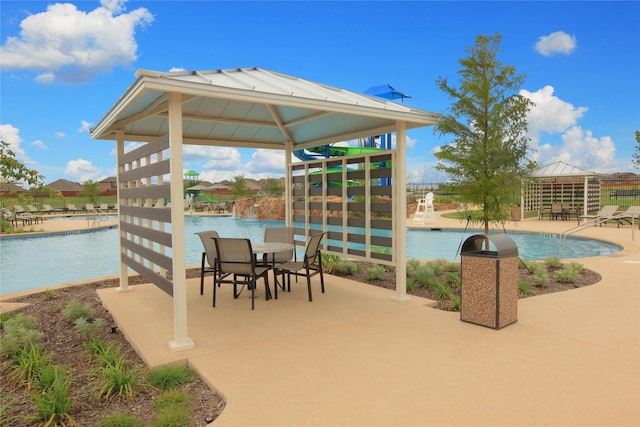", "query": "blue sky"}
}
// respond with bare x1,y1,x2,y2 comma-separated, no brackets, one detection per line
1,0,639,187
